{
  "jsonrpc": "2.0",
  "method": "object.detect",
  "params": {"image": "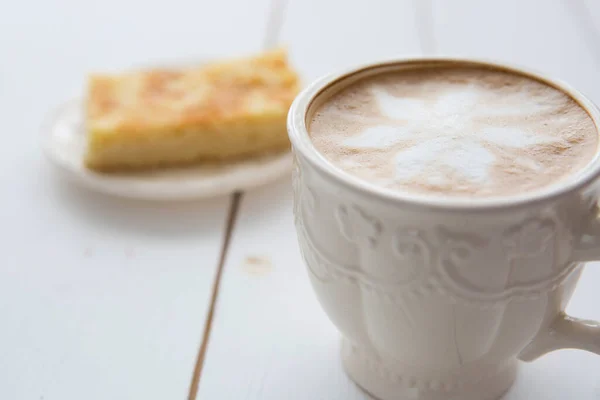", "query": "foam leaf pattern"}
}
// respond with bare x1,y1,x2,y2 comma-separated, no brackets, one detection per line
342,86,564,186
